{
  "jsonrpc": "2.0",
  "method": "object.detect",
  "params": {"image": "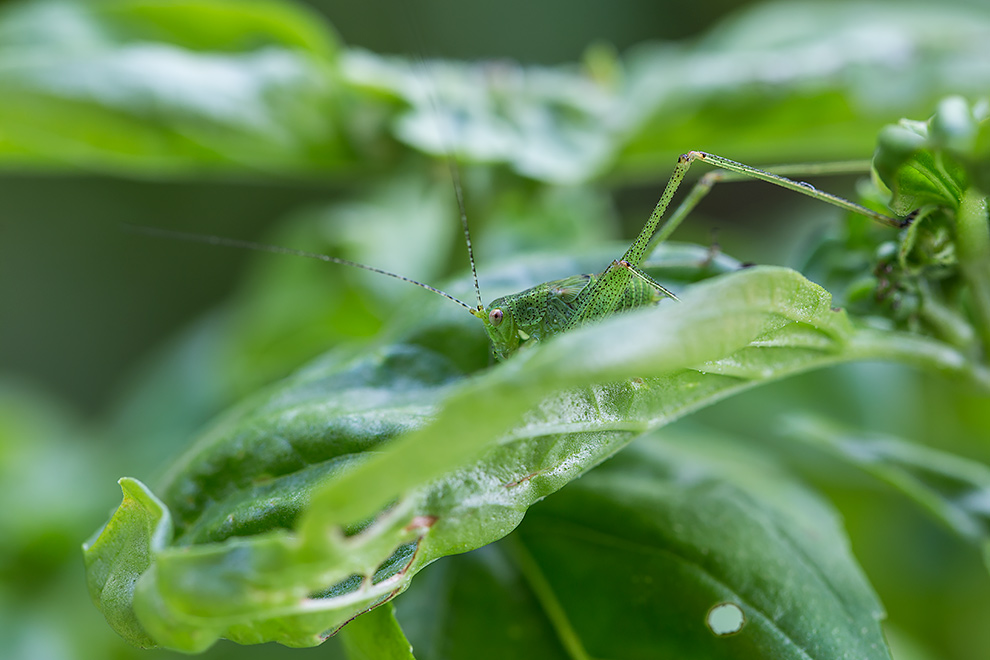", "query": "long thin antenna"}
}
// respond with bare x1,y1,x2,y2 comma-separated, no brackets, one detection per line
406,16,485,312
123,224,477,313
444,153,484,312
